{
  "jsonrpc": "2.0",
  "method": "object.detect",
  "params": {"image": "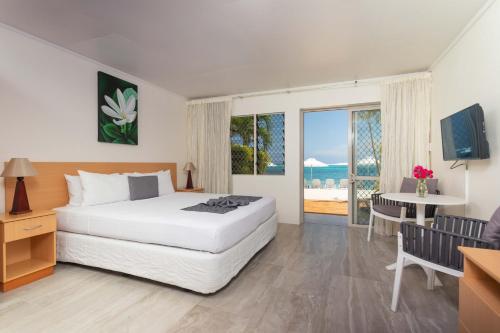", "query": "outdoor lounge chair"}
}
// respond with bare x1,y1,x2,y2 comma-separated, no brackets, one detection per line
339,179,349,188
391,209,498,311
312,179,321,189
367,177,439,242
325,179,335,189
